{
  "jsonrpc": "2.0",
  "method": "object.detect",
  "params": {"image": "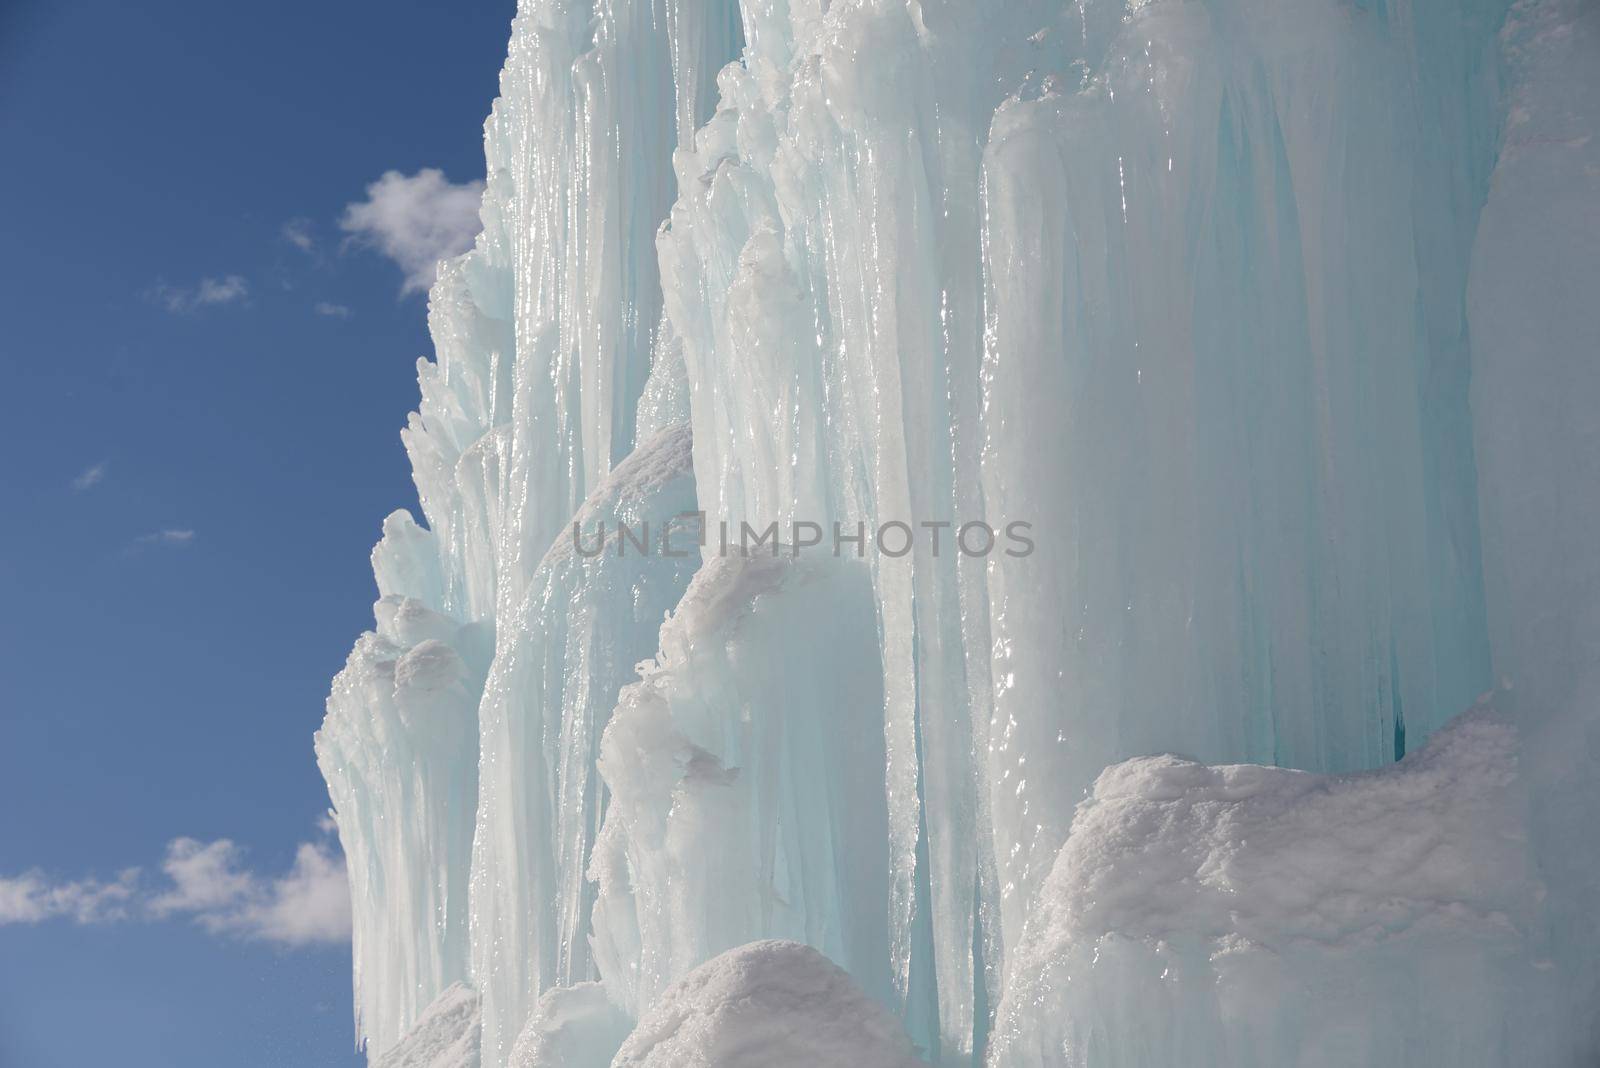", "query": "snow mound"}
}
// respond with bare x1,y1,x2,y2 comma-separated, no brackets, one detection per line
989,701,1557,1066
610,941,922,1068
509,982,633,1068
372,983,481,1068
